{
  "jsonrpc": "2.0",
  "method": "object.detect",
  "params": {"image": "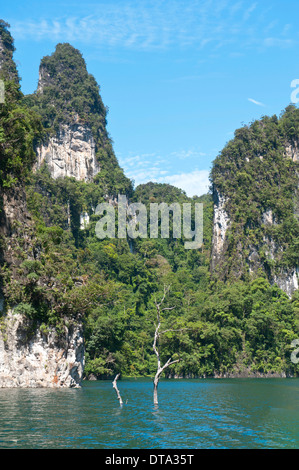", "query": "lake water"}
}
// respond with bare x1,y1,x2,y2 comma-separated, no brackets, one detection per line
0,378,298,449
